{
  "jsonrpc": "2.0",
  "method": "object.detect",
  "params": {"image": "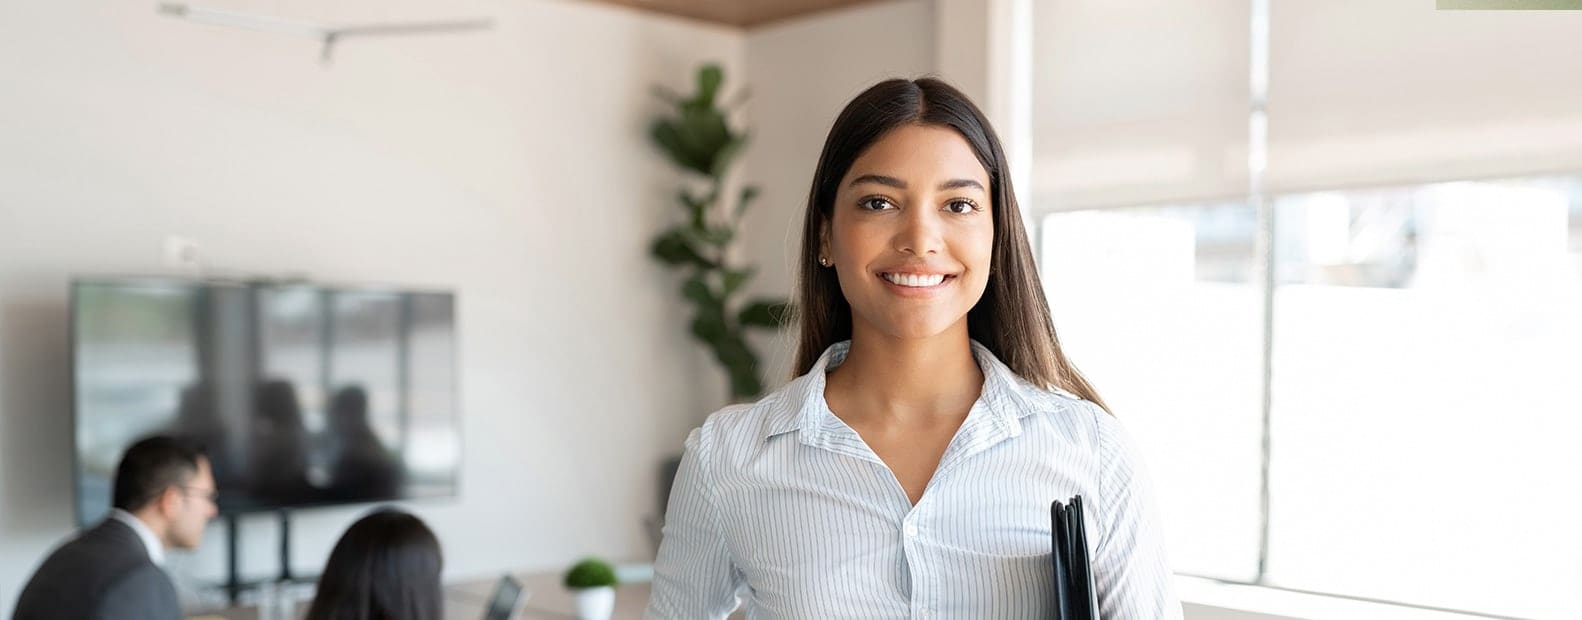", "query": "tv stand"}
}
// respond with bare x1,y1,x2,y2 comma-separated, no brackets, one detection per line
224,509,301,606
278,509,293,582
